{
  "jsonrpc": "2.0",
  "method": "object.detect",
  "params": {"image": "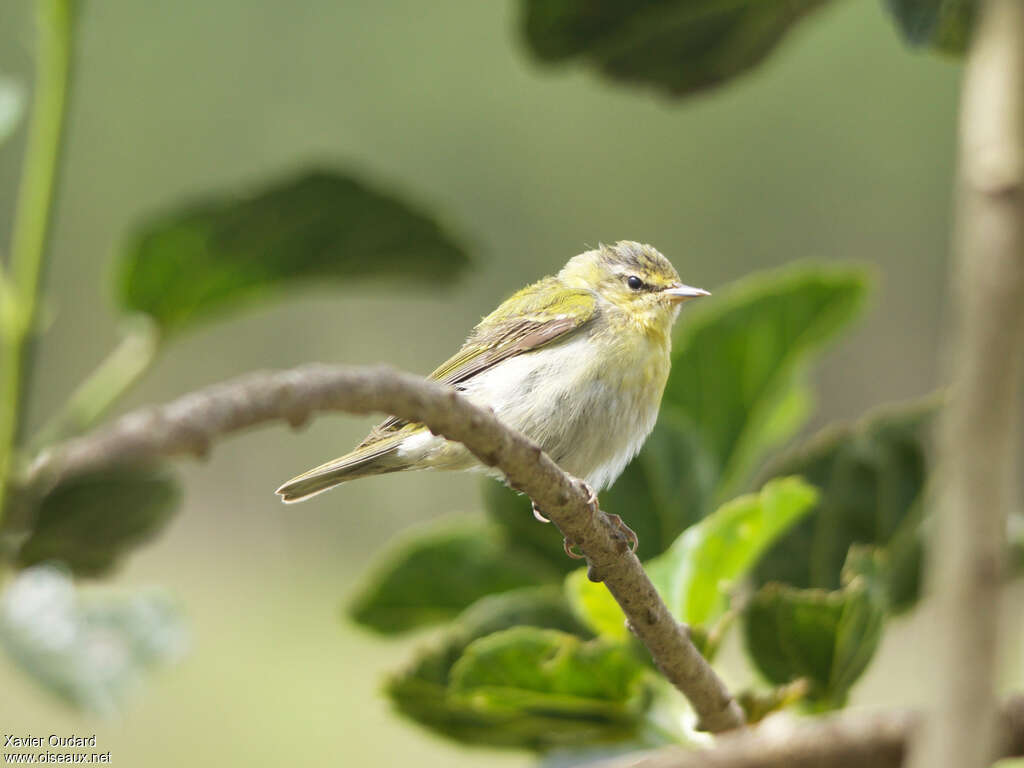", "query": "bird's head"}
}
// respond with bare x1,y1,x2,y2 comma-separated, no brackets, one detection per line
559,241,709,336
